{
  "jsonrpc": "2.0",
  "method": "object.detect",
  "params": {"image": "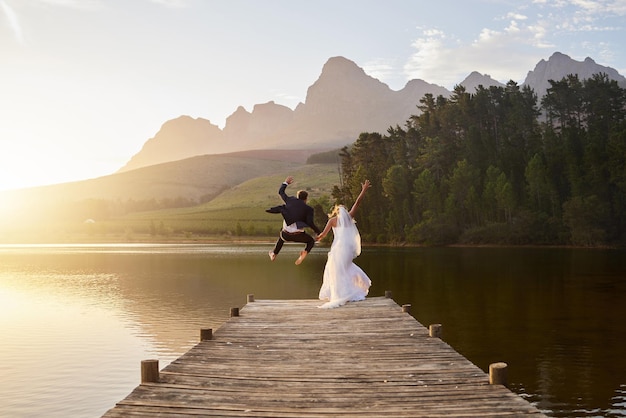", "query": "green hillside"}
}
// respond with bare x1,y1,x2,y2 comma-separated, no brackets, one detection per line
2,153,307,203
202,164,340,210
111,164,340,240
0,158,341,242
